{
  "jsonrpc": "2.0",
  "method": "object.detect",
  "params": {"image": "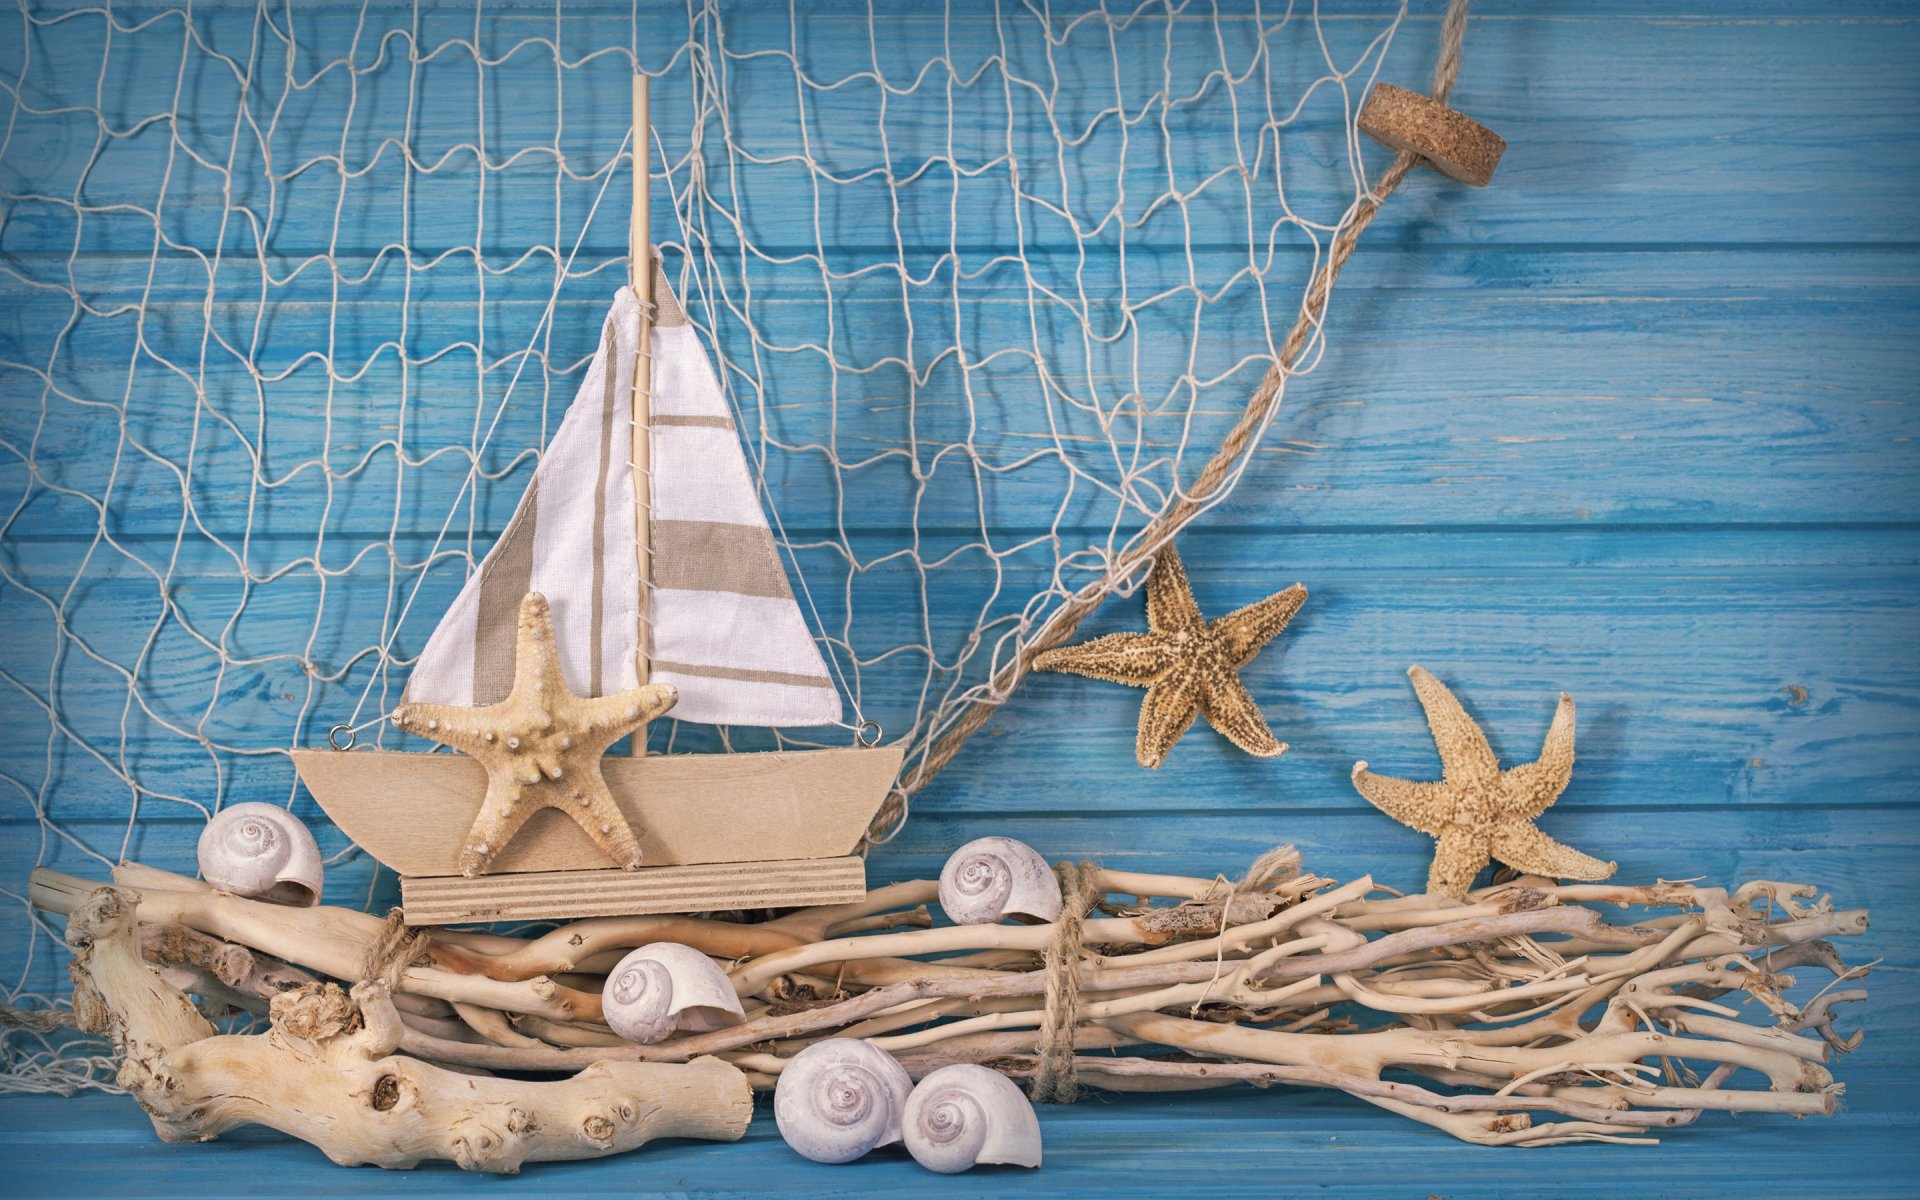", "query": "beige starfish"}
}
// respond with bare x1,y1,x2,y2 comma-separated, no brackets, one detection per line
391,592,678,877
1351,666,1615,899
1032,545,1306,769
